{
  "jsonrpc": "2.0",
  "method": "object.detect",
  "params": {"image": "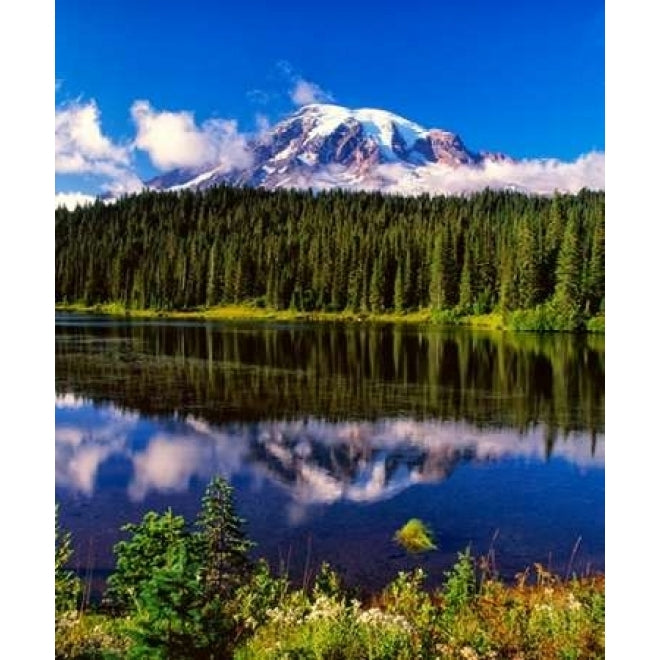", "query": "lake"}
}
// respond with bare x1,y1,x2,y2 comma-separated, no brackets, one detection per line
55,313,604,597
